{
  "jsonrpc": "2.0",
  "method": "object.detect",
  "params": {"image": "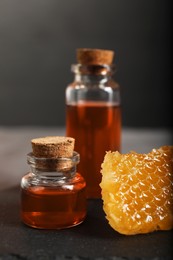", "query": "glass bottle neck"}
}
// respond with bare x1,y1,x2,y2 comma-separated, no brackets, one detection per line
27,152,79,179
74,73,111,84
71,64,115,84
